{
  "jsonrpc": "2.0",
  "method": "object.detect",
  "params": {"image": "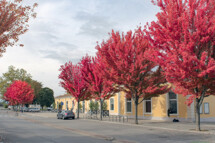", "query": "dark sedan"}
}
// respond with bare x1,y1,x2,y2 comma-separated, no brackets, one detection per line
57,110,75,120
